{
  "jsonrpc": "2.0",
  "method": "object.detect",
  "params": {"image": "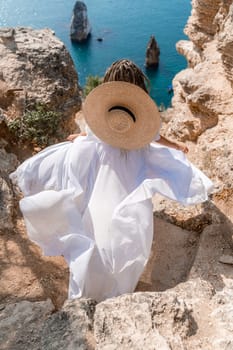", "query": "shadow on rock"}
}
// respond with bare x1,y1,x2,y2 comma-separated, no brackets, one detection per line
136,200,233,294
